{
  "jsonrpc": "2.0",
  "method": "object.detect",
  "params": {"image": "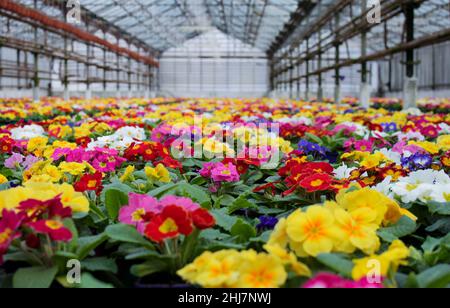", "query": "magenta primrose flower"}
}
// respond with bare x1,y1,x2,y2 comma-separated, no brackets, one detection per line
119,194,202,234
119,193,159,234
303,273,384,289
210,163,240,183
